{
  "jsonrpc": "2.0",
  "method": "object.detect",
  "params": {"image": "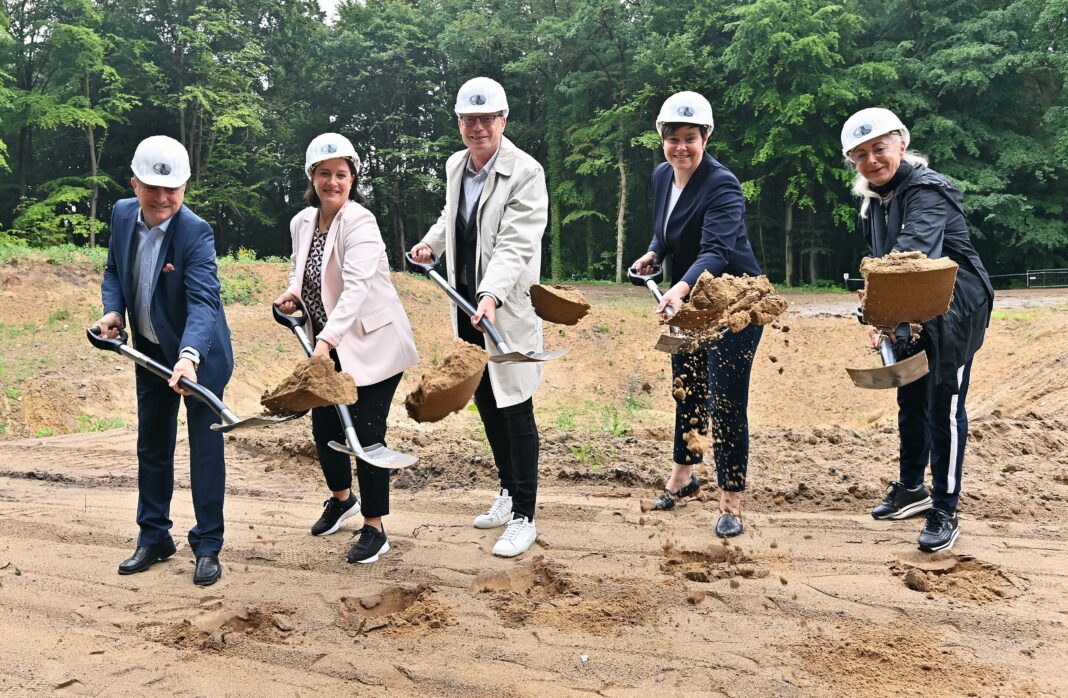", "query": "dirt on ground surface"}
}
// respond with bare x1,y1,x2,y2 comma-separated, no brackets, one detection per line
404,342,488,423
530,284,591,325
260,355,357,414
0,258,1066,696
